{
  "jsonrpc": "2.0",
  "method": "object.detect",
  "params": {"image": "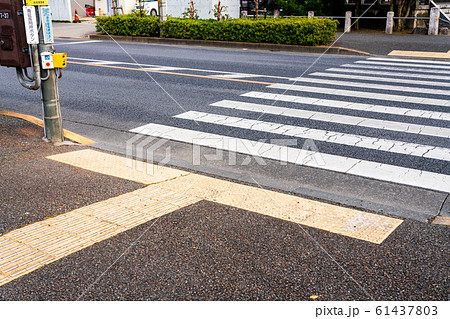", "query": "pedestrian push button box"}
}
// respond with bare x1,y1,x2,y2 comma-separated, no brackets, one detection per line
40,52,53,69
